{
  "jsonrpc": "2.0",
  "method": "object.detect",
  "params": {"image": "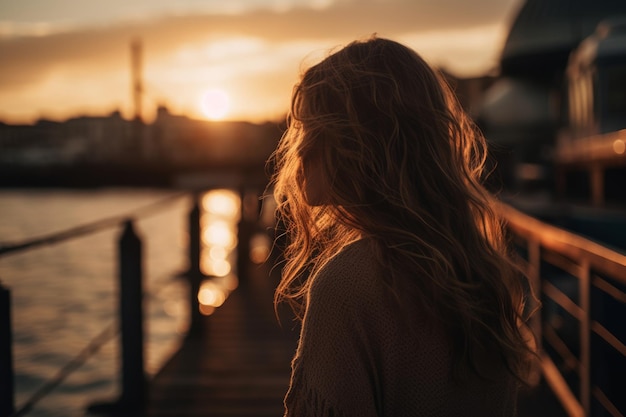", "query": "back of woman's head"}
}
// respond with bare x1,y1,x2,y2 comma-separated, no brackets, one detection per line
281,37,488,233
272,36,535,383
